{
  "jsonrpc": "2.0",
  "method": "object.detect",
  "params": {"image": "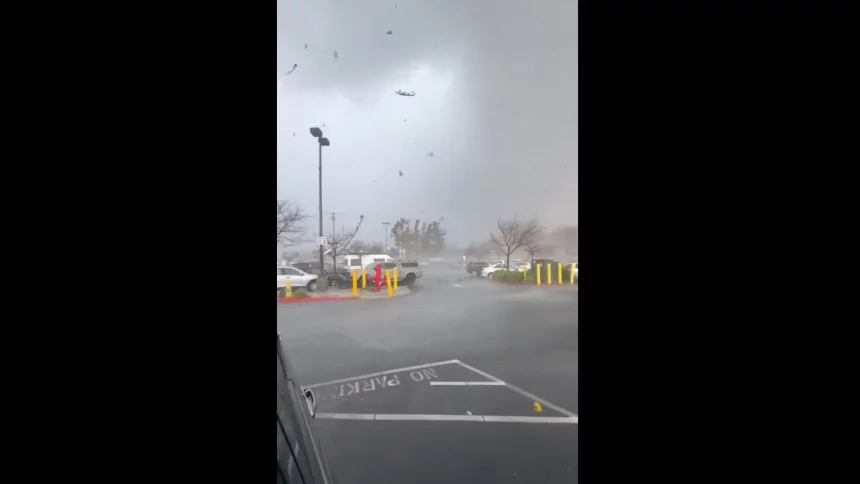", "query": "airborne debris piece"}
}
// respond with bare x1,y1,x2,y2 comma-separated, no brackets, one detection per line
284,64,298,75
427,151,435,157
293,133,295,137
399,170,403,176
304,44,308,49
386,30,393,35
333,51,338,60
395,90,416,97
322,123,326,128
